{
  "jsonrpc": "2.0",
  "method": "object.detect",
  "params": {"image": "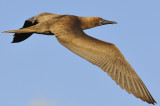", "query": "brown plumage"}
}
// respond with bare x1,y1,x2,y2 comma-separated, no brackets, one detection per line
7,13,60,43
3,13,156,104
